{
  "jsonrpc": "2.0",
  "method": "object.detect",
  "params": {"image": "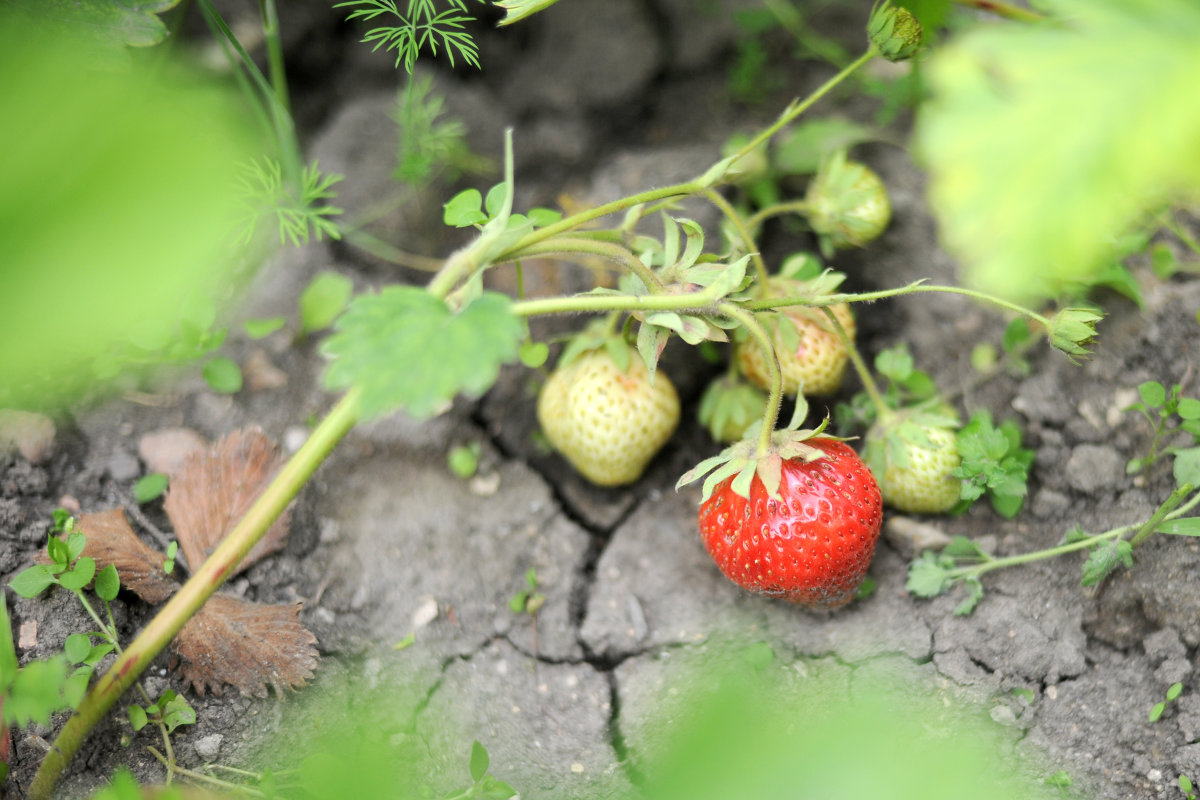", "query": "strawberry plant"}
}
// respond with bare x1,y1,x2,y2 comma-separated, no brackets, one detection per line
8,0,1200,795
